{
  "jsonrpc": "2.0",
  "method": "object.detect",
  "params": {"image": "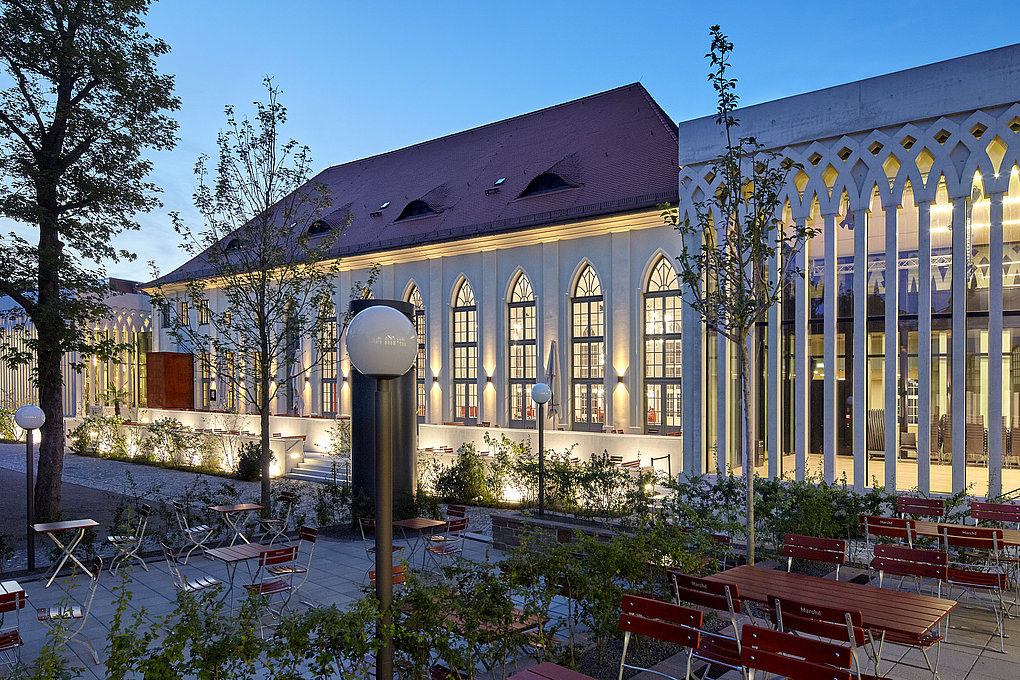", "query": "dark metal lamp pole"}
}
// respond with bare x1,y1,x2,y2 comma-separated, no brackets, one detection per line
15,405,45,573
531,383,551,517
